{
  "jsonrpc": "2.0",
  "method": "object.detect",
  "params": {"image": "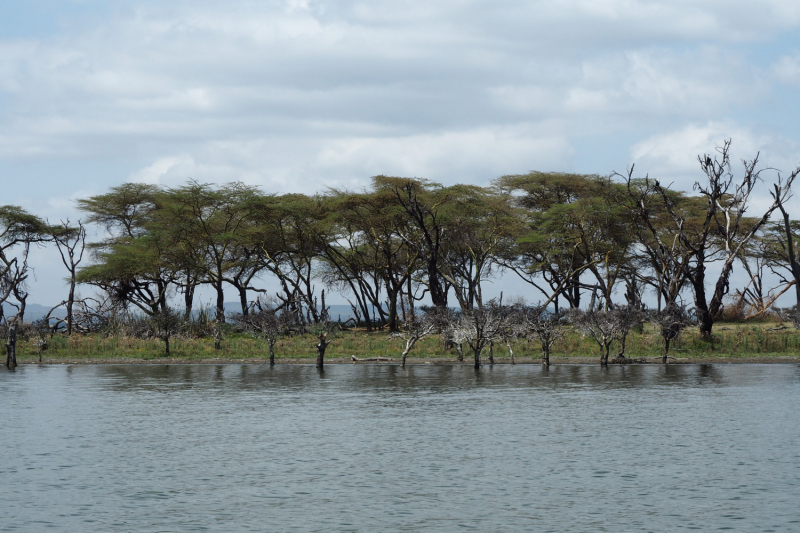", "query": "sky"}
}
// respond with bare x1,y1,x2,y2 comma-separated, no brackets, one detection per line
2,0,800,307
